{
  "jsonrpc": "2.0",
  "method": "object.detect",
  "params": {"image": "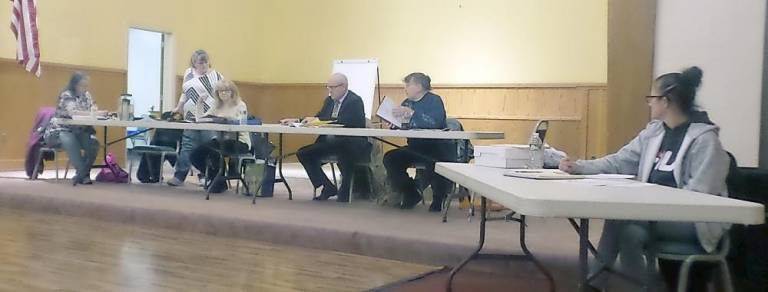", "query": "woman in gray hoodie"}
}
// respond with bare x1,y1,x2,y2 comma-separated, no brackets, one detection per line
560,66,730,290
